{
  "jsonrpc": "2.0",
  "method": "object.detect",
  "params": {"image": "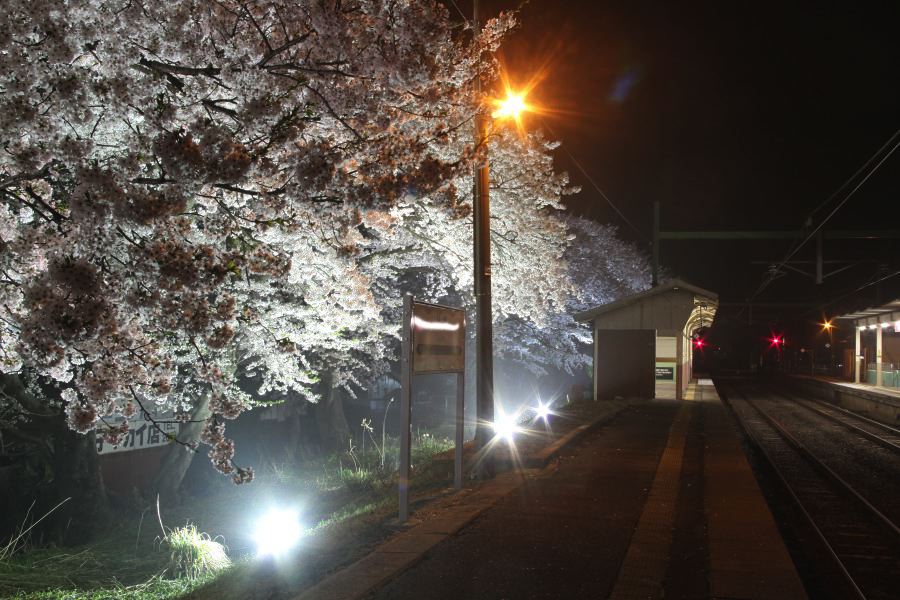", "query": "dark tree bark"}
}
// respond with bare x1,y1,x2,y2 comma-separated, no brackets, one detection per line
50,424,108,544
0,374,109,545
151,392,210,504
315,371,351,452
285,399,315,462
